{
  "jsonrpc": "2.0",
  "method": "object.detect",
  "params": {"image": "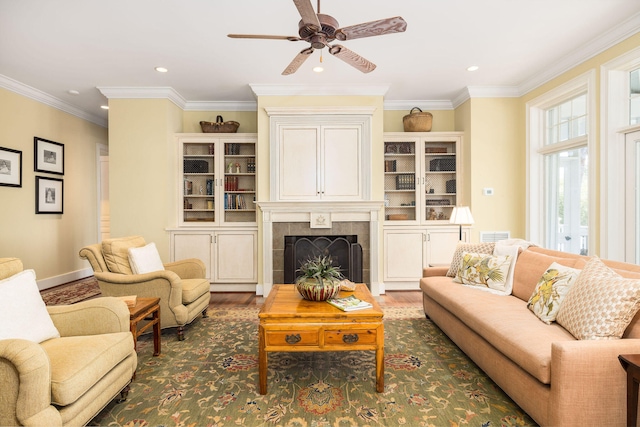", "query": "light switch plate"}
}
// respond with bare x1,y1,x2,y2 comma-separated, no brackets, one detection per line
483,187,494,196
